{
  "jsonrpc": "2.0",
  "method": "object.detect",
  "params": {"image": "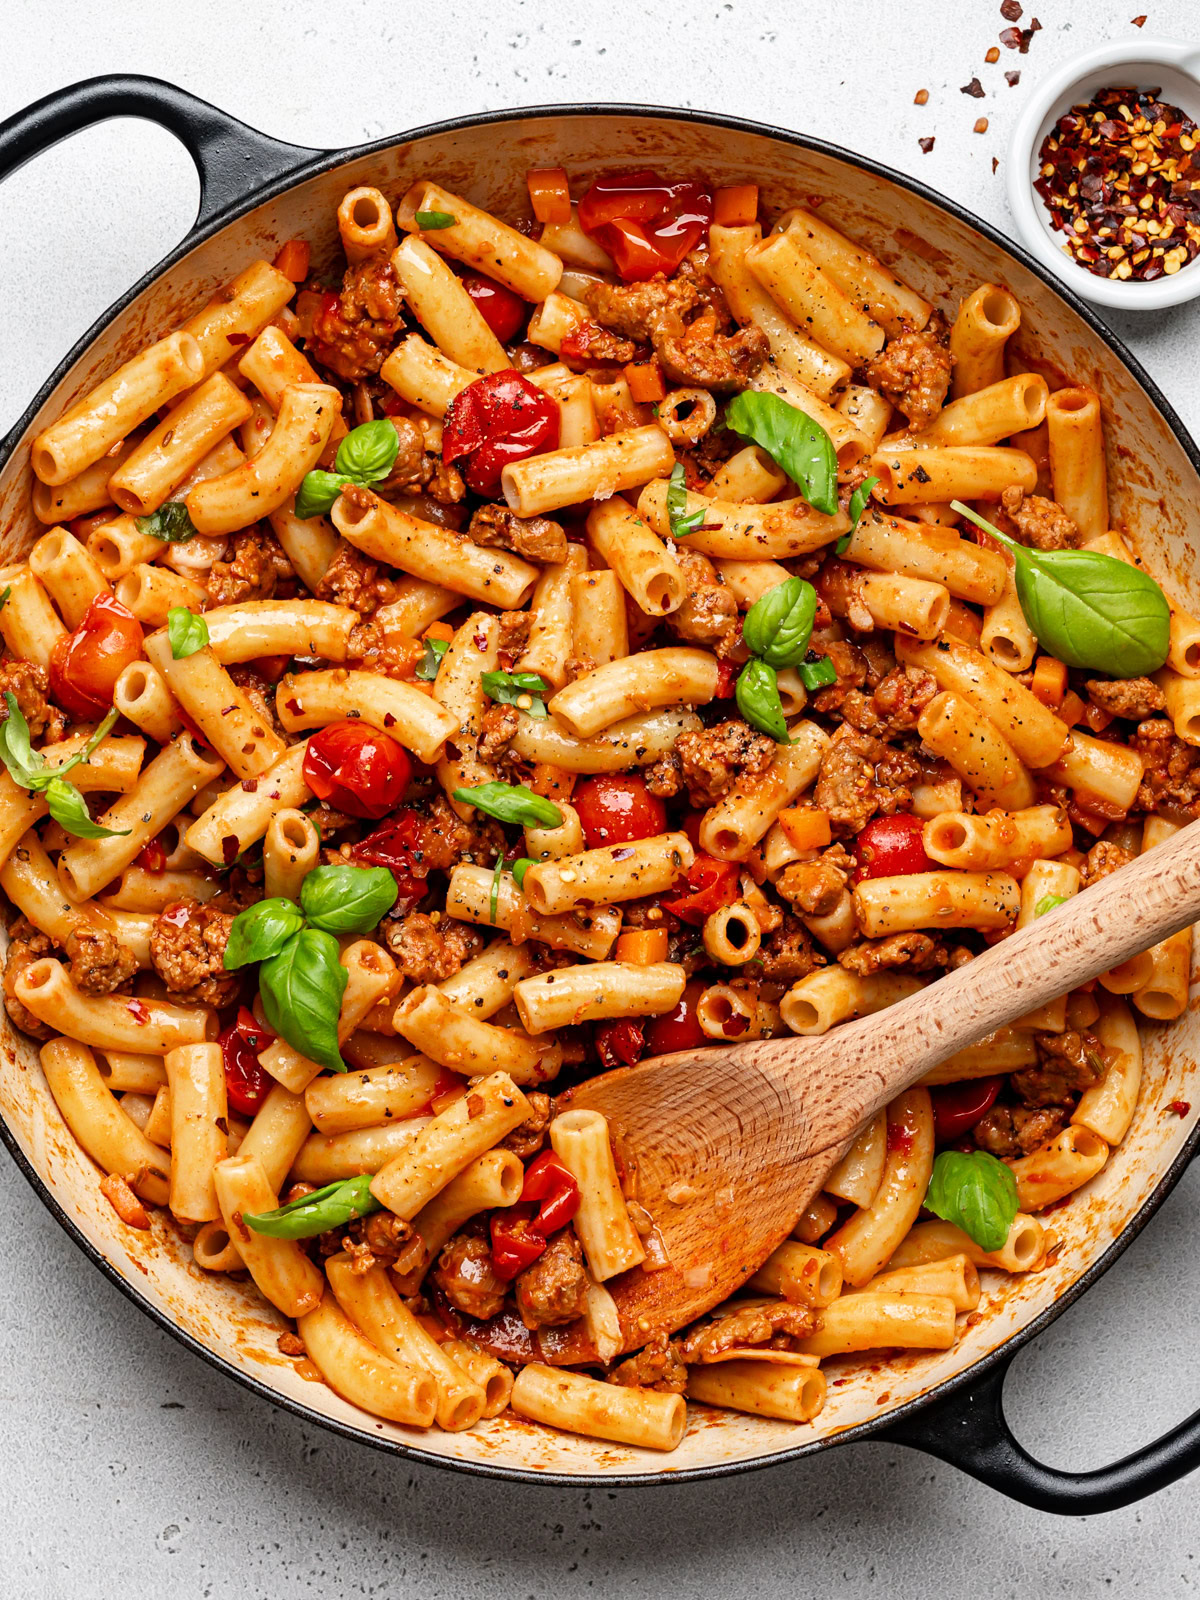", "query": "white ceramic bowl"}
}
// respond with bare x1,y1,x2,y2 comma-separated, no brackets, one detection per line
1007,38,1200,310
